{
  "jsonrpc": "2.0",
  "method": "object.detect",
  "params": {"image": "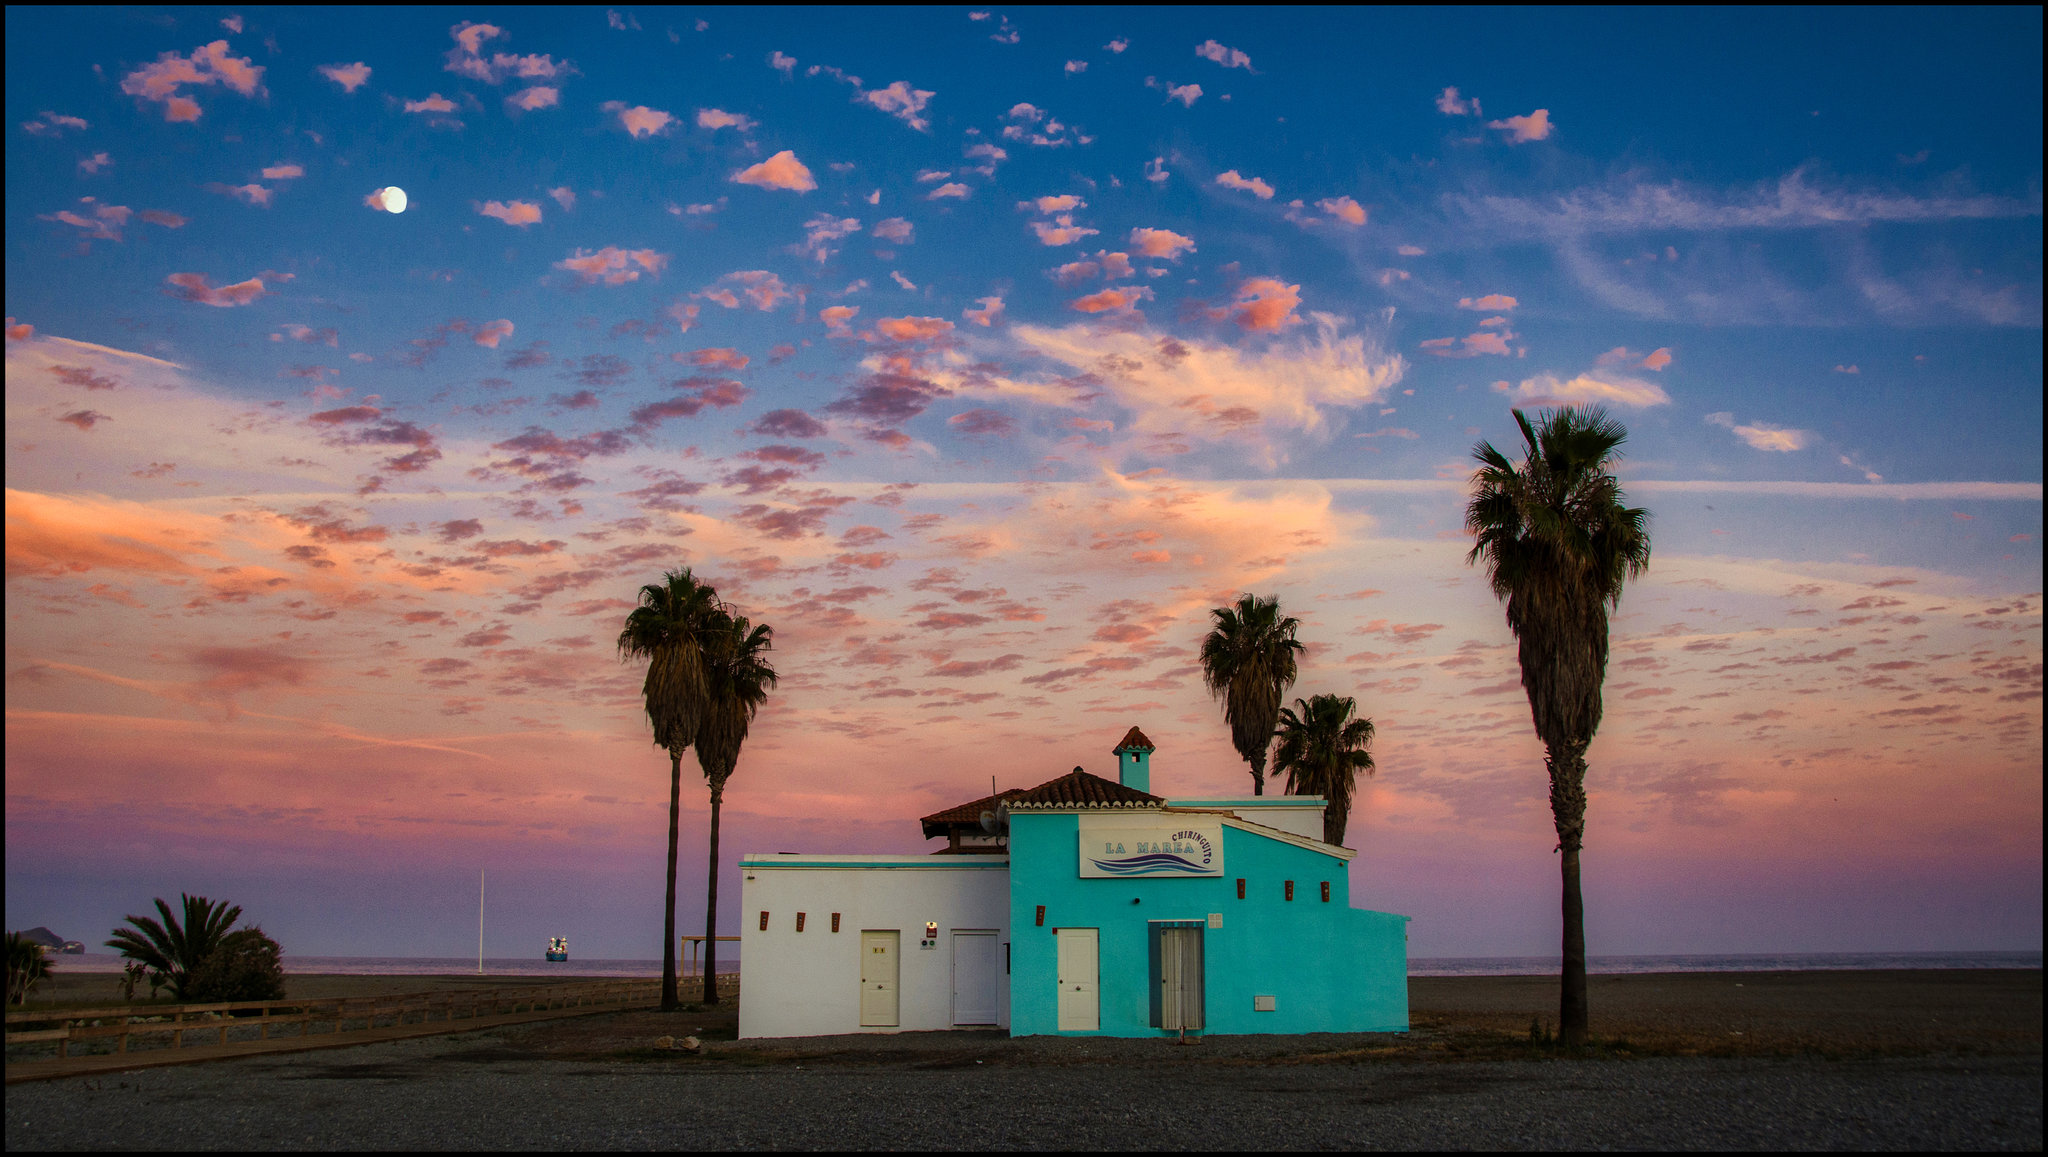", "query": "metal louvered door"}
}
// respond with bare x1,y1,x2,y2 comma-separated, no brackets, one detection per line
1159,926,1204,1031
